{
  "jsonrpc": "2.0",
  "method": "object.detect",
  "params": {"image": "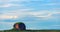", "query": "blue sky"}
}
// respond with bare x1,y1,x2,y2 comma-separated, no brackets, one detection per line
0,0,60,30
